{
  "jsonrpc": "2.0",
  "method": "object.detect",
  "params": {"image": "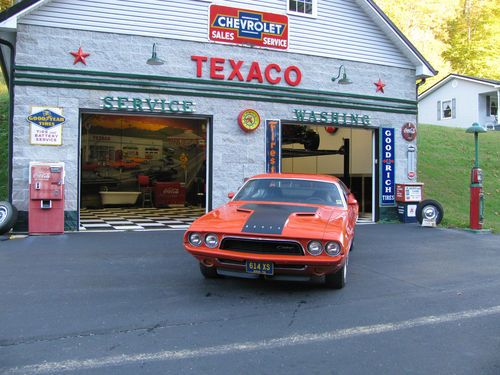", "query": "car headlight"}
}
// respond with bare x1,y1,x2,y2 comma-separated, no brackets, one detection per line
325,241,341,256
204,233,219,248
307,240,323,256
188,232,203,247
